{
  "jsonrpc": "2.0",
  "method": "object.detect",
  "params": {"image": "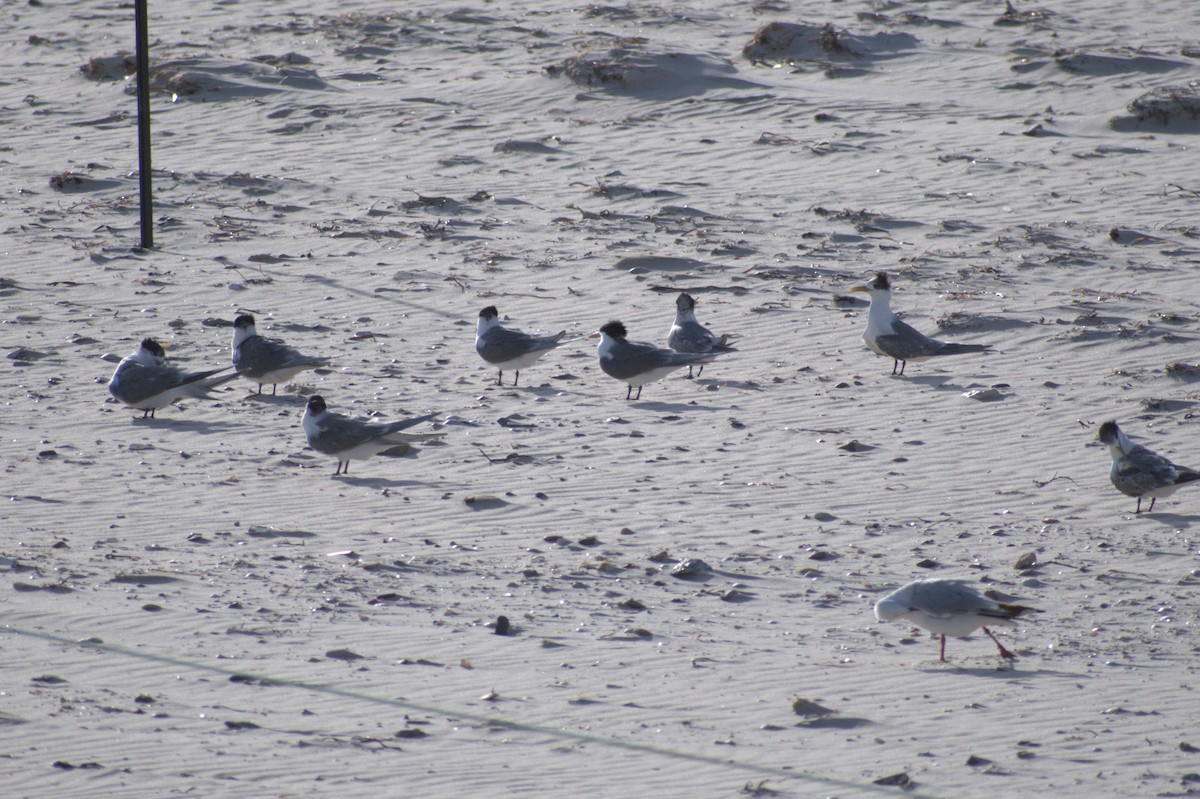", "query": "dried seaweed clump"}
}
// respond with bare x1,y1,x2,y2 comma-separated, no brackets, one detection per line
81,52,136,80
743,21,916,68
548,47,636,88
1126,85,1200,126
